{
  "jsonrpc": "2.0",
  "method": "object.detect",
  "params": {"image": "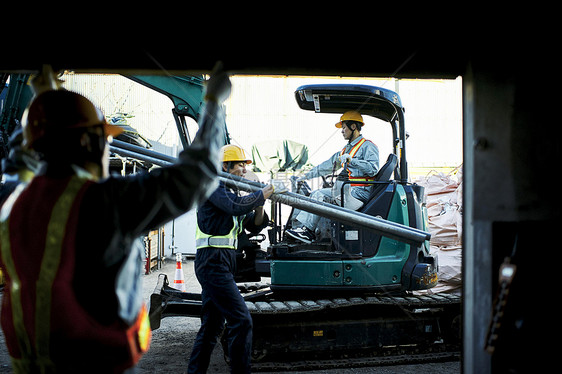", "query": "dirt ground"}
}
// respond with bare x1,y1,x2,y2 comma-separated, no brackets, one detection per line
0,258,460,373
137,259,460,374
